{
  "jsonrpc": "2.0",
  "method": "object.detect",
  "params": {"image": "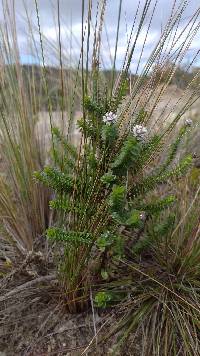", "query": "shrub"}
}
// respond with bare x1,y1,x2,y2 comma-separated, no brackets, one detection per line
31,0,200,314
35,115,193,312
